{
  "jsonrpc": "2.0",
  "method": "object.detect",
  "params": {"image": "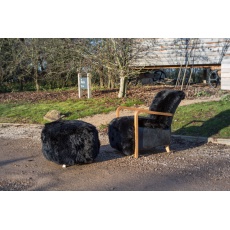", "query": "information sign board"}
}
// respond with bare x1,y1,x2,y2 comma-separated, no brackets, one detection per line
80,77,88,89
